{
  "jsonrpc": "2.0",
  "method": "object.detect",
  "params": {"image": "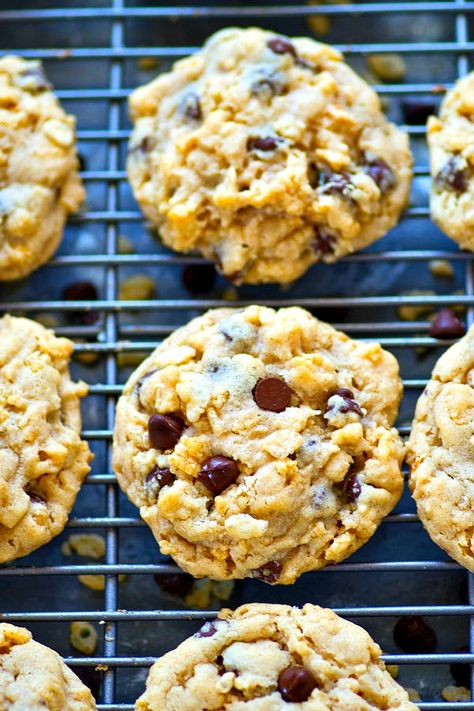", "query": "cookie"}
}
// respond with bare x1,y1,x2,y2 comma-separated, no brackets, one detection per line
0,623,97,710
127,27,412,285
0,55,84,280
113,305,404,584
135,603,418,710
428,71,474,250
0,315,92,564
407,324,474,570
